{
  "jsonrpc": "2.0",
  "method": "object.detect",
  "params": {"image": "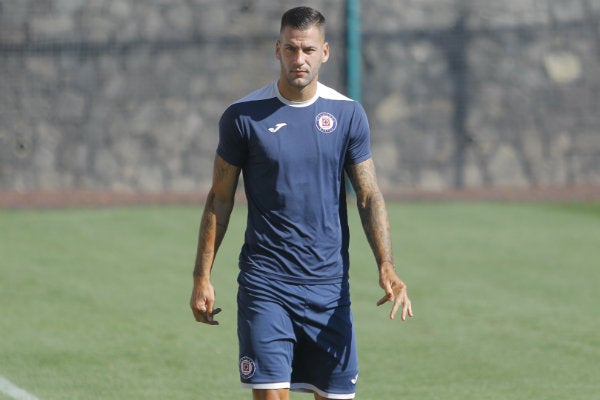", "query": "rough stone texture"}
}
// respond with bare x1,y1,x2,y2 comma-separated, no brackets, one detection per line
0,0,599,195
